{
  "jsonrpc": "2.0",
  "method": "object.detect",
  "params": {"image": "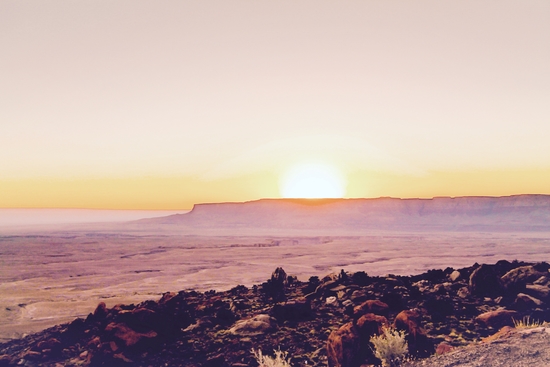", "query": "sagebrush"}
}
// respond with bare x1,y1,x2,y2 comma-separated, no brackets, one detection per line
251,348,292,367
370,326,408,367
